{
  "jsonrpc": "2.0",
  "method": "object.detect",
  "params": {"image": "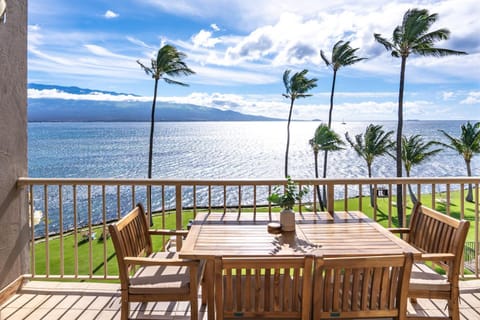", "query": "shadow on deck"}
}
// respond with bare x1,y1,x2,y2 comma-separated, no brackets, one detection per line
1,280,480,319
